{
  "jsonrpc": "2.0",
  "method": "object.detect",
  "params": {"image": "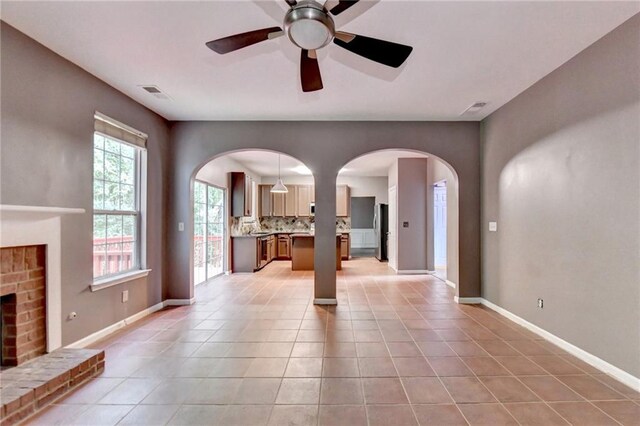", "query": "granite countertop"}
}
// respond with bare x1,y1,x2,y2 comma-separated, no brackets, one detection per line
232,230,350,238
290,233,344,238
